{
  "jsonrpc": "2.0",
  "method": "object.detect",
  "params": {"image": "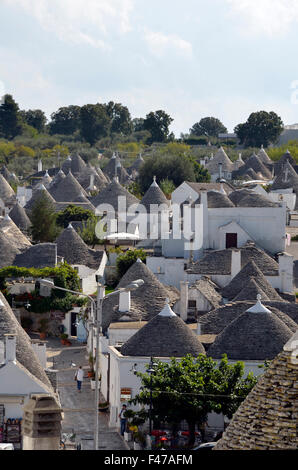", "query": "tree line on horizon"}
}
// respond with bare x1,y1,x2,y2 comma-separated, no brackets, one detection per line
0,94,285,149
